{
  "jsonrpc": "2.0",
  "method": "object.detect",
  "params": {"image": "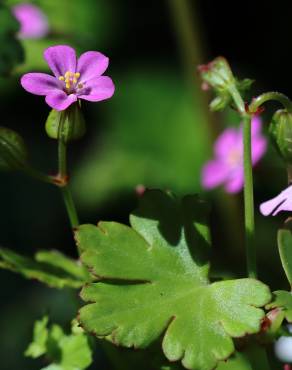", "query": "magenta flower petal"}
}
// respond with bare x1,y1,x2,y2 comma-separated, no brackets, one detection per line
21,73,60,95
21,45,115,111
44,45,77,78
224,169,244,193
78,76,115,102
251,115,262,136
201,160,230,189
77,51,109,83
252,136,267,165
201,116,266,194
45,90,77,111
260,185,292,216
214,128,239,158
13,3,49,39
